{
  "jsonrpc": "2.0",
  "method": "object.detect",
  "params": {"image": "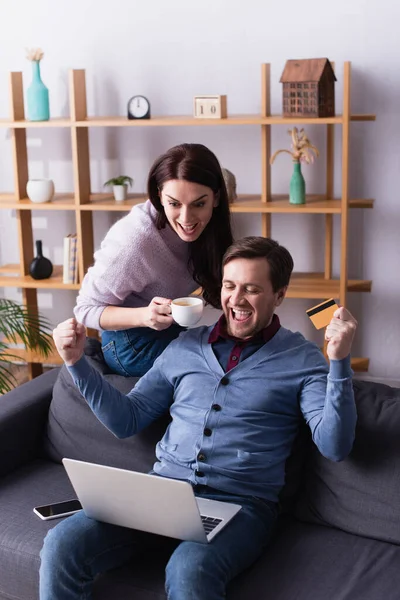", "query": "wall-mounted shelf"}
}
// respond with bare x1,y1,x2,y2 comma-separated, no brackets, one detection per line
0,62,375,377
0,264,80,290
0,113,375,129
